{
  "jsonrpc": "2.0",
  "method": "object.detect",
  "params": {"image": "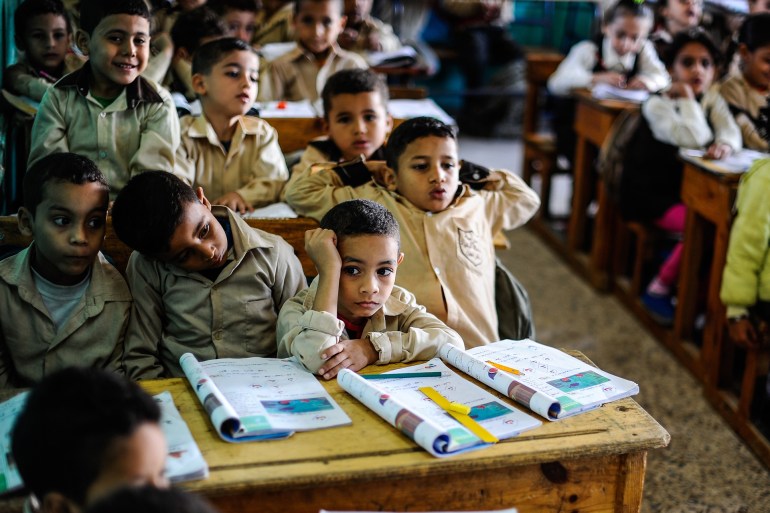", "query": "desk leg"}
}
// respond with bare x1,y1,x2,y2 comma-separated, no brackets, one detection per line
702,219,731,386
674,208,702,345
589,180,613,290
614,451,646,513
567,135,592,251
